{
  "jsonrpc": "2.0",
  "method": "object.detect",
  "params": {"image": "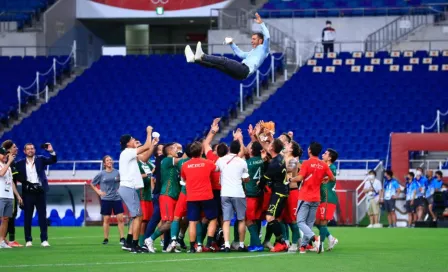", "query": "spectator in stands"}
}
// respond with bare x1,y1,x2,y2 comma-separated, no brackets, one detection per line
413,167,428,222
426,170,444,221
0,147,23,249
1,140,22,247
363,170,382,228
380,170,401,228
322,20,336,53
405,172,417,227
90,155,125,245
16,143,57,247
